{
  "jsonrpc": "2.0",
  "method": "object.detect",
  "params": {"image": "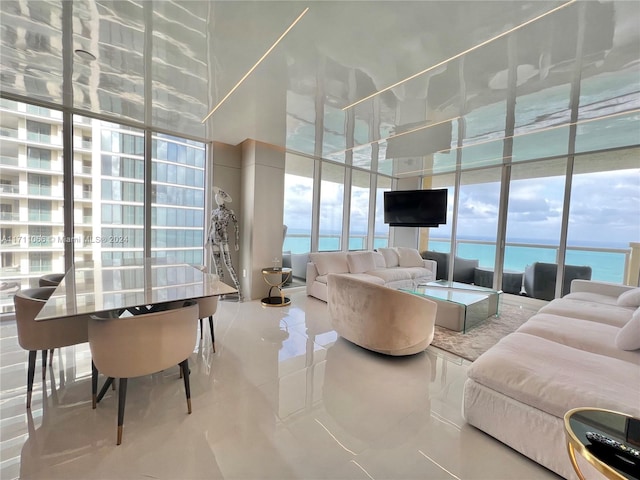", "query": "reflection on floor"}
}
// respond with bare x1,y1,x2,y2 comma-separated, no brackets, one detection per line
0,289,559,479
